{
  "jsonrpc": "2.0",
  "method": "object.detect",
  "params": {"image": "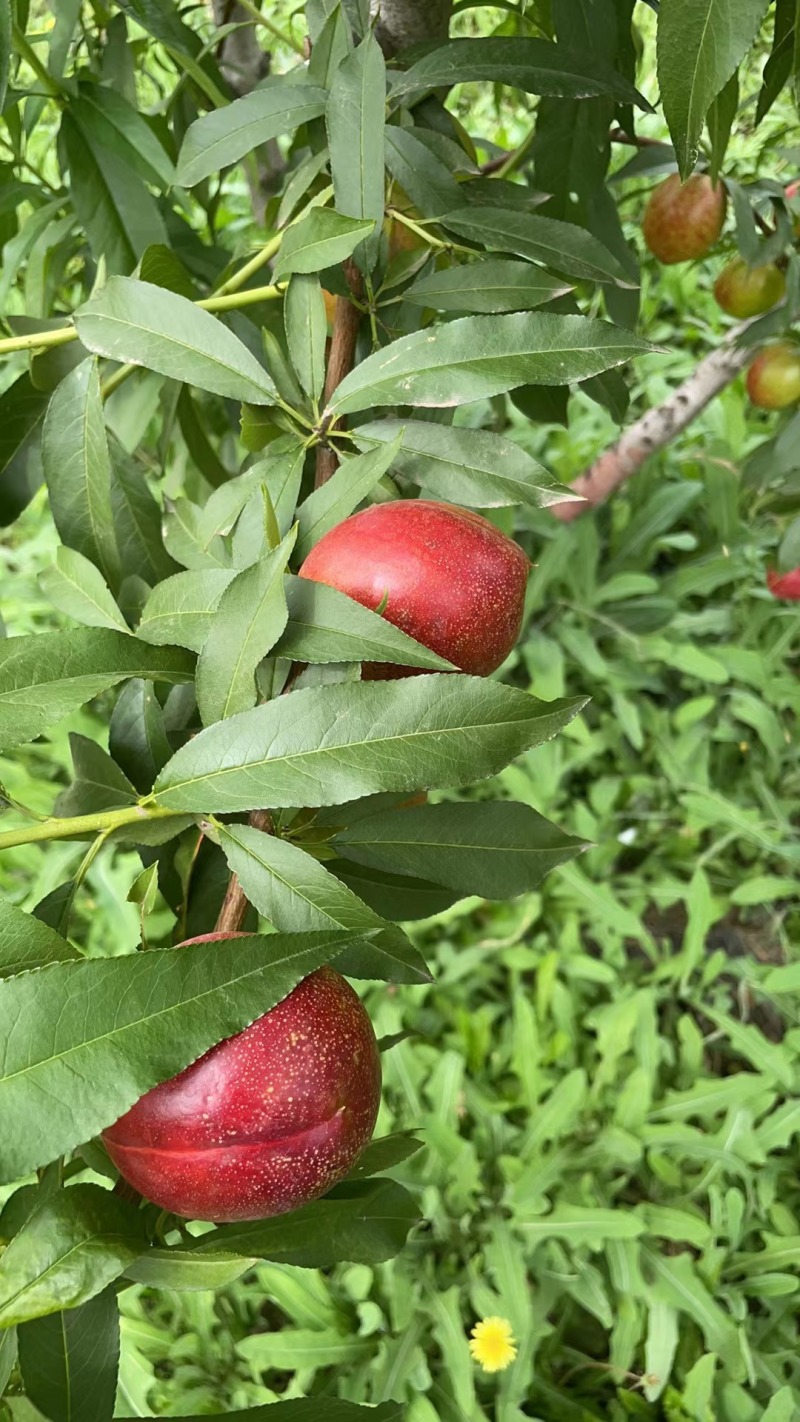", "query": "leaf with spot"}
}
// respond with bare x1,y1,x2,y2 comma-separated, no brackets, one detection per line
326,313,654,416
